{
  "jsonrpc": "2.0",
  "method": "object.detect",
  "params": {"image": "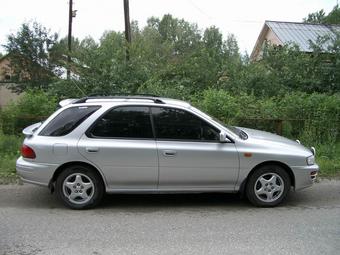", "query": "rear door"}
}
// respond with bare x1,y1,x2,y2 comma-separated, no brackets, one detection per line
78,106,158,190
152,106,239,190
